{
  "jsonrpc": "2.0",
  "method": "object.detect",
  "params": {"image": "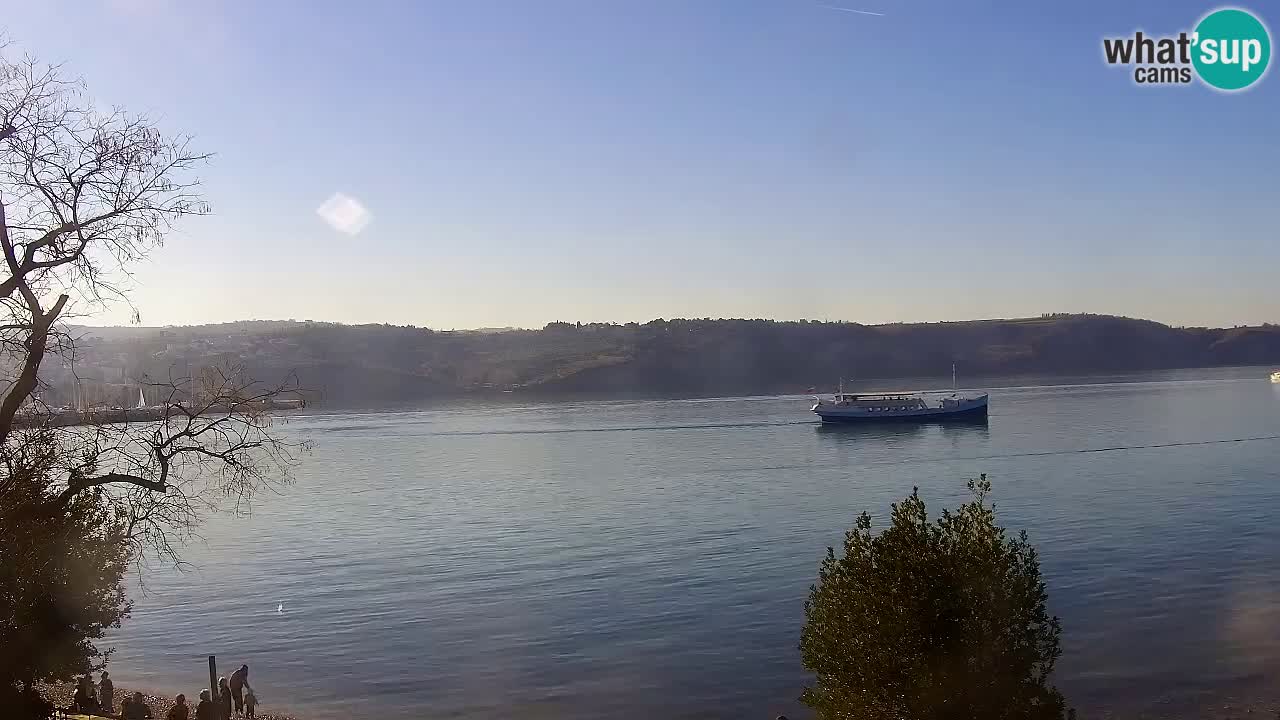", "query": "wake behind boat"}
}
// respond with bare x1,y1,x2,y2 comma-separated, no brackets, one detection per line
812,389,989,423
